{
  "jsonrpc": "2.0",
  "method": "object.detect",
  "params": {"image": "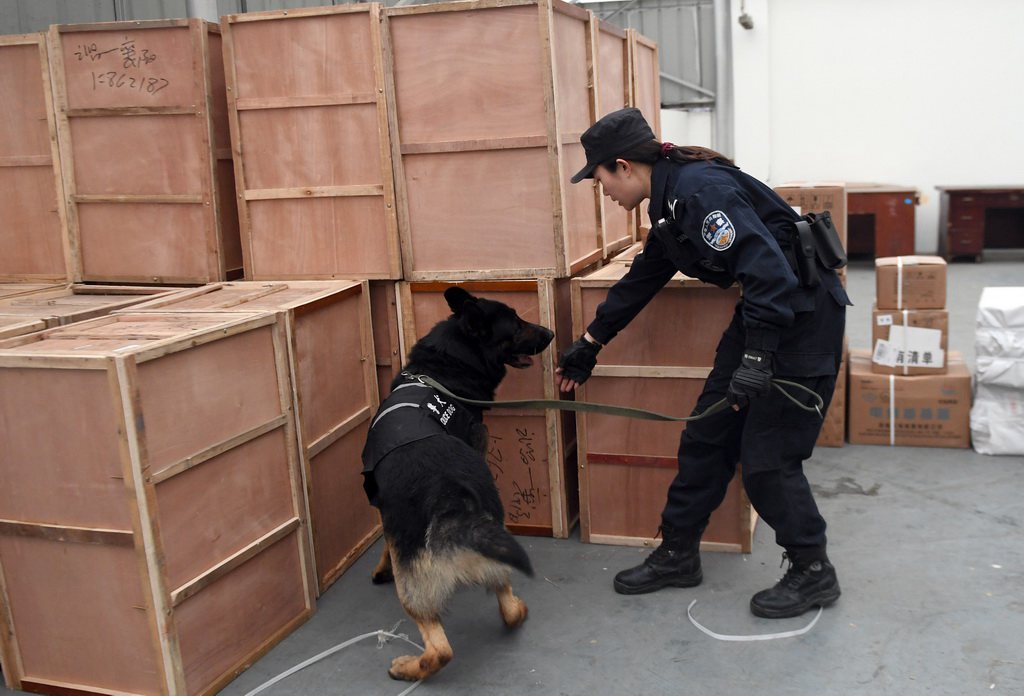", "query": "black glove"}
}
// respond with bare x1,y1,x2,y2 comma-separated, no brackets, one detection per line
559,335,602,385
727,349,773,408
